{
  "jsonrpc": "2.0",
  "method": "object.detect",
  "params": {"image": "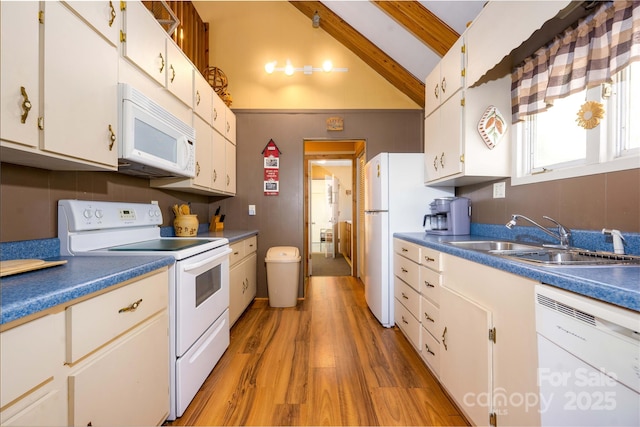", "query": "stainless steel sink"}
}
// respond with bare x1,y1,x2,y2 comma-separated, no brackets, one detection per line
445,240,640,266
445,240,542,252
499,249,640,266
